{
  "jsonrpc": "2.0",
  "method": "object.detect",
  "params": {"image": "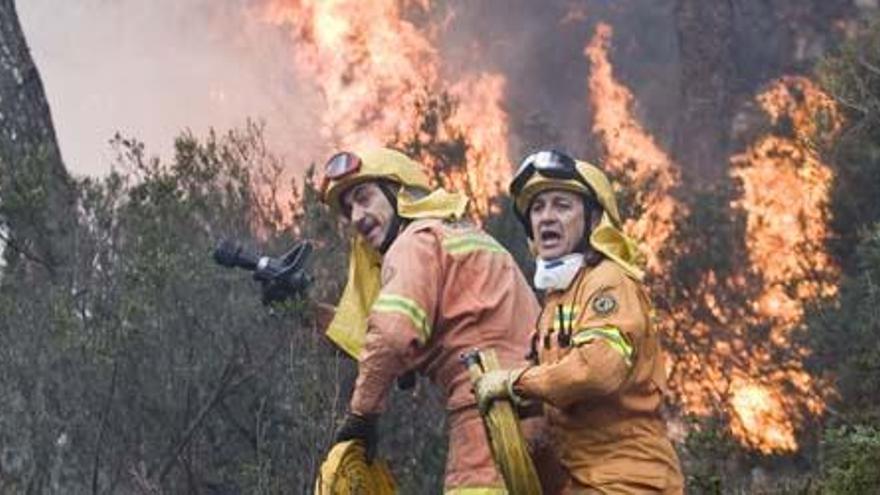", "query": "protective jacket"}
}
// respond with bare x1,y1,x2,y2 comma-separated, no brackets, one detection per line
515,259,684,493
350,218,542,492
